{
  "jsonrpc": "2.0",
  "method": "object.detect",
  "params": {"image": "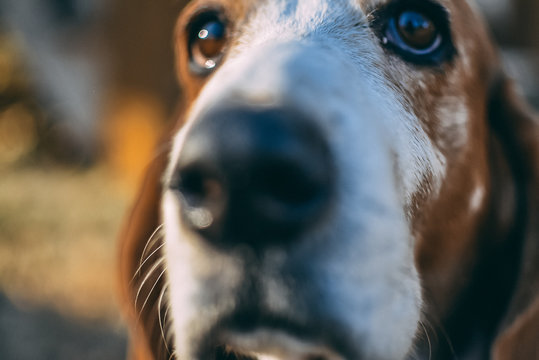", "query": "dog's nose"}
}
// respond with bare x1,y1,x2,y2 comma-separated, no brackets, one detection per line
172,107,334,249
